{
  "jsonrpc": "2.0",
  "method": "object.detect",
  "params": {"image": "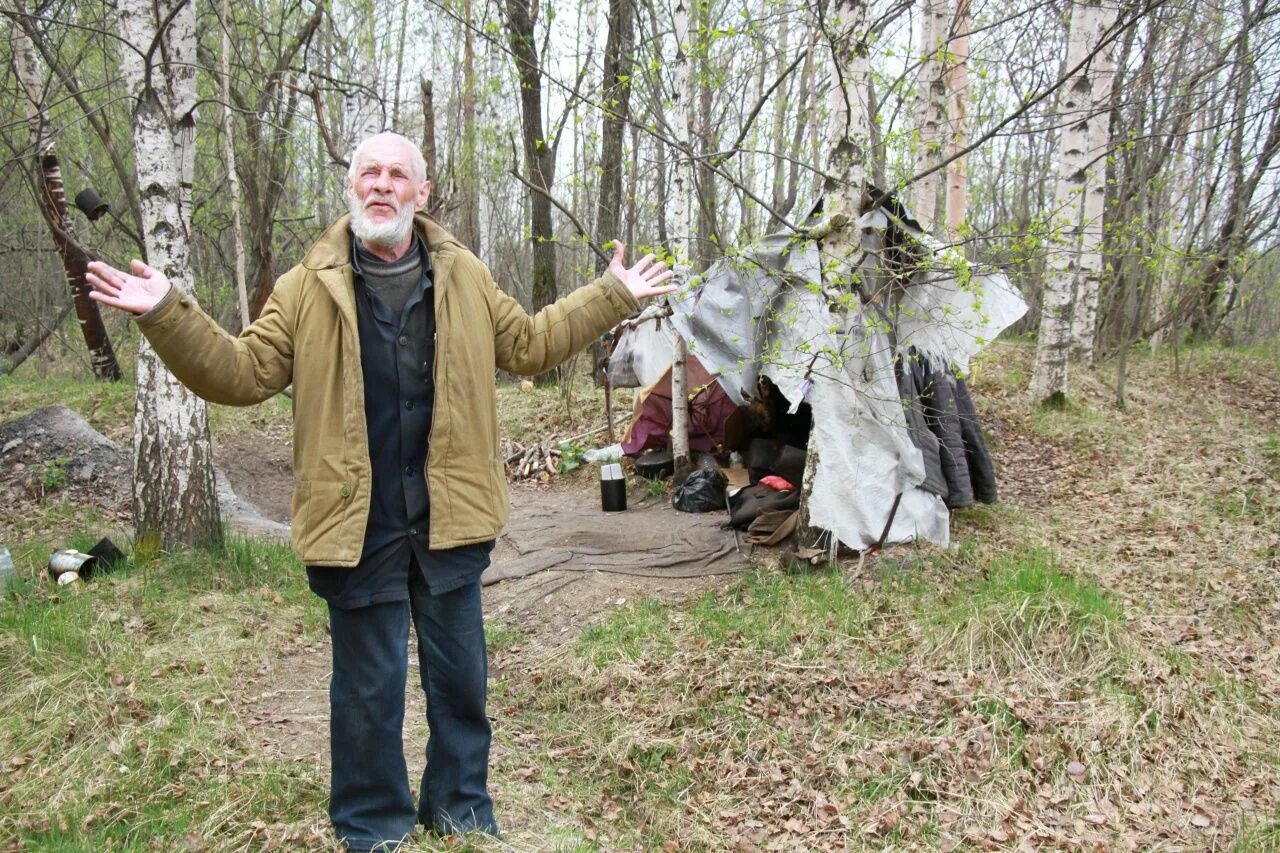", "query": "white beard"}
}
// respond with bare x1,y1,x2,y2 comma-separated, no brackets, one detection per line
349,193,416,250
